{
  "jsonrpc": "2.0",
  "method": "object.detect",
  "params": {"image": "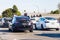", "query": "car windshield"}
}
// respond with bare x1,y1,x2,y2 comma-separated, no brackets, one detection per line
45,17,56,20
39,18,45,21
